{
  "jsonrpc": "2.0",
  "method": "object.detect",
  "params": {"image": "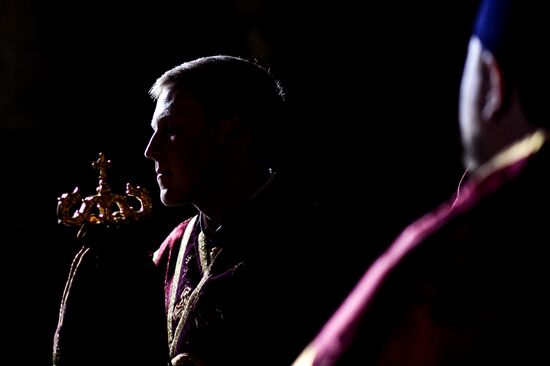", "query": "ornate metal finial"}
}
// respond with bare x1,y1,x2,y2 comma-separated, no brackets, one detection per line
57,152,152,227
93,152,110,178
